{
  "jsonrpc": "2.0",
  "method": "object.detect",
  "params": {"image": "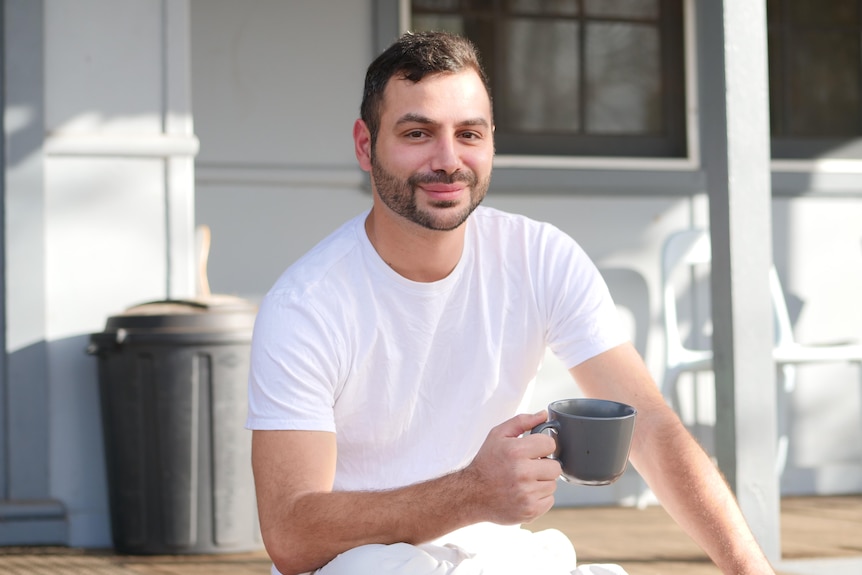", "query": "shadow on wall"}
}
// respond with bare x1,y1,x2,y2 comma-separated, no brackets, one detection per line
6,339,51,498
5,335,111,546
49,334,111,546
600,267,650,359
